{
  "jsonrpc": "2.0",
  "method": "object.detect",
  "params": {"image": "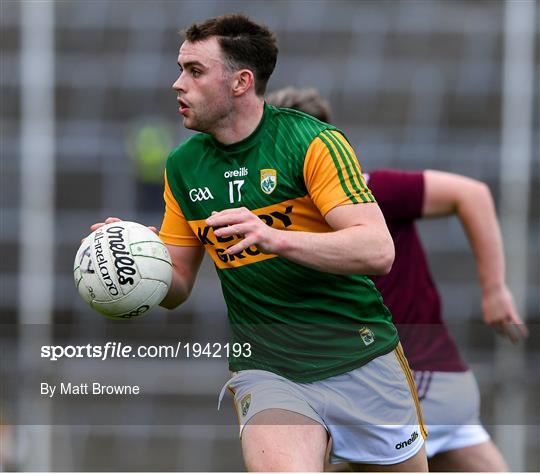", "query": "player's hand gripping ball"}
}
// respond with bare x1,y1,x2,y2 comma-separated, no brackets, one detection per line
73,221,172,320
